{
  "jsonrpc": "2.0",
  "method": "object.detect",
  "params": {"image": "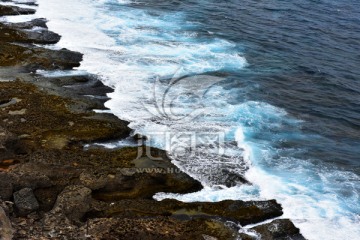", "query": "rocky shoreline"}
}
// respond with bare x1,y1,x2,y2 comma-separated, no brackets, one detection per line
0,2,306,240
